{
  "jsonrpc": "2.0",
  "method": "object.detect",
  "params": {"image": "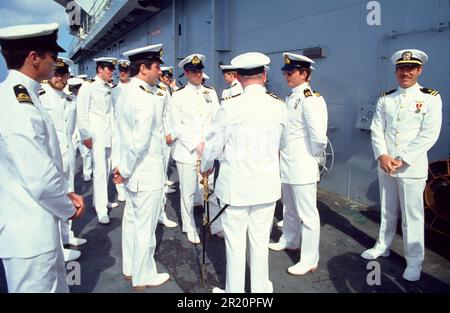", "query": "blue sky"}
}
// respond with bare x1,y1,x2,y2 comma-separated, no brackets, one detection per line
0,0,74,81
